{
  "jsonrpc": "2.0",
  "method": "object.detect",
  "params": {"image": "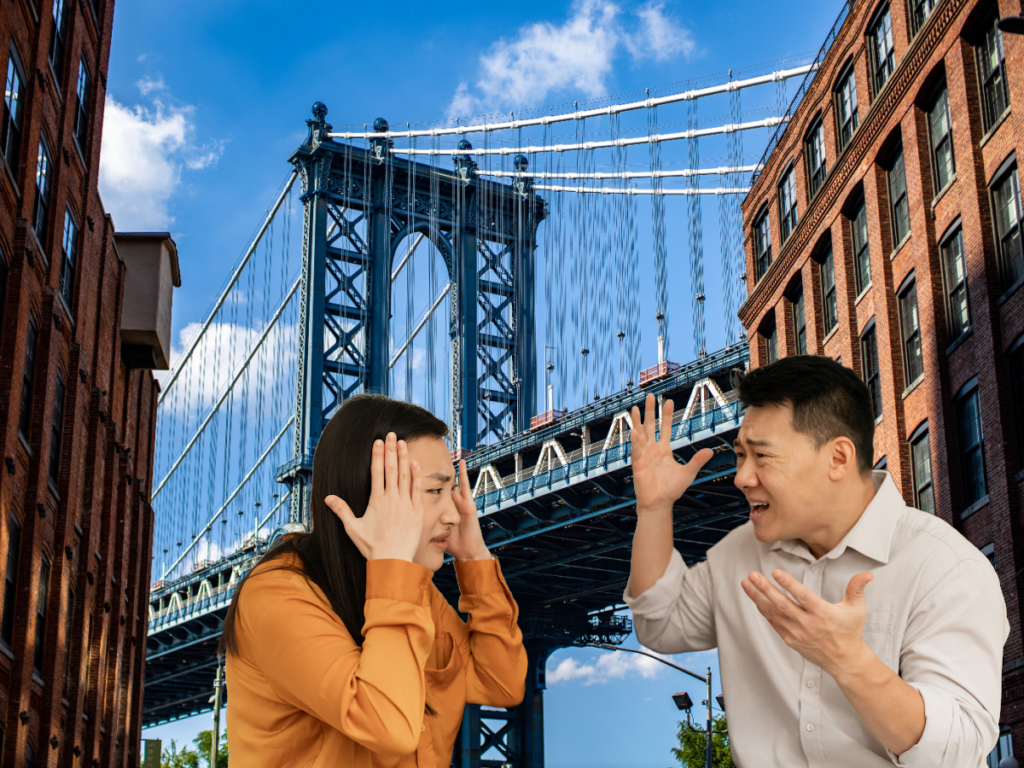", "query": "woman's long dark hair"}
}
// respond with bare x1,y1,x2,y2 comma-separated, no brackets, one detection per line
220,394,448,657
